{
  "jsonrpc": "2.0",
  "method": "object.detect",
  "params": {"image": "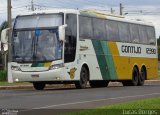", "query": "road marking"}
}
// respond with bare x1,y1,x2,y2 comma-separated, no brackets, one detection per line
33,92,160,109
